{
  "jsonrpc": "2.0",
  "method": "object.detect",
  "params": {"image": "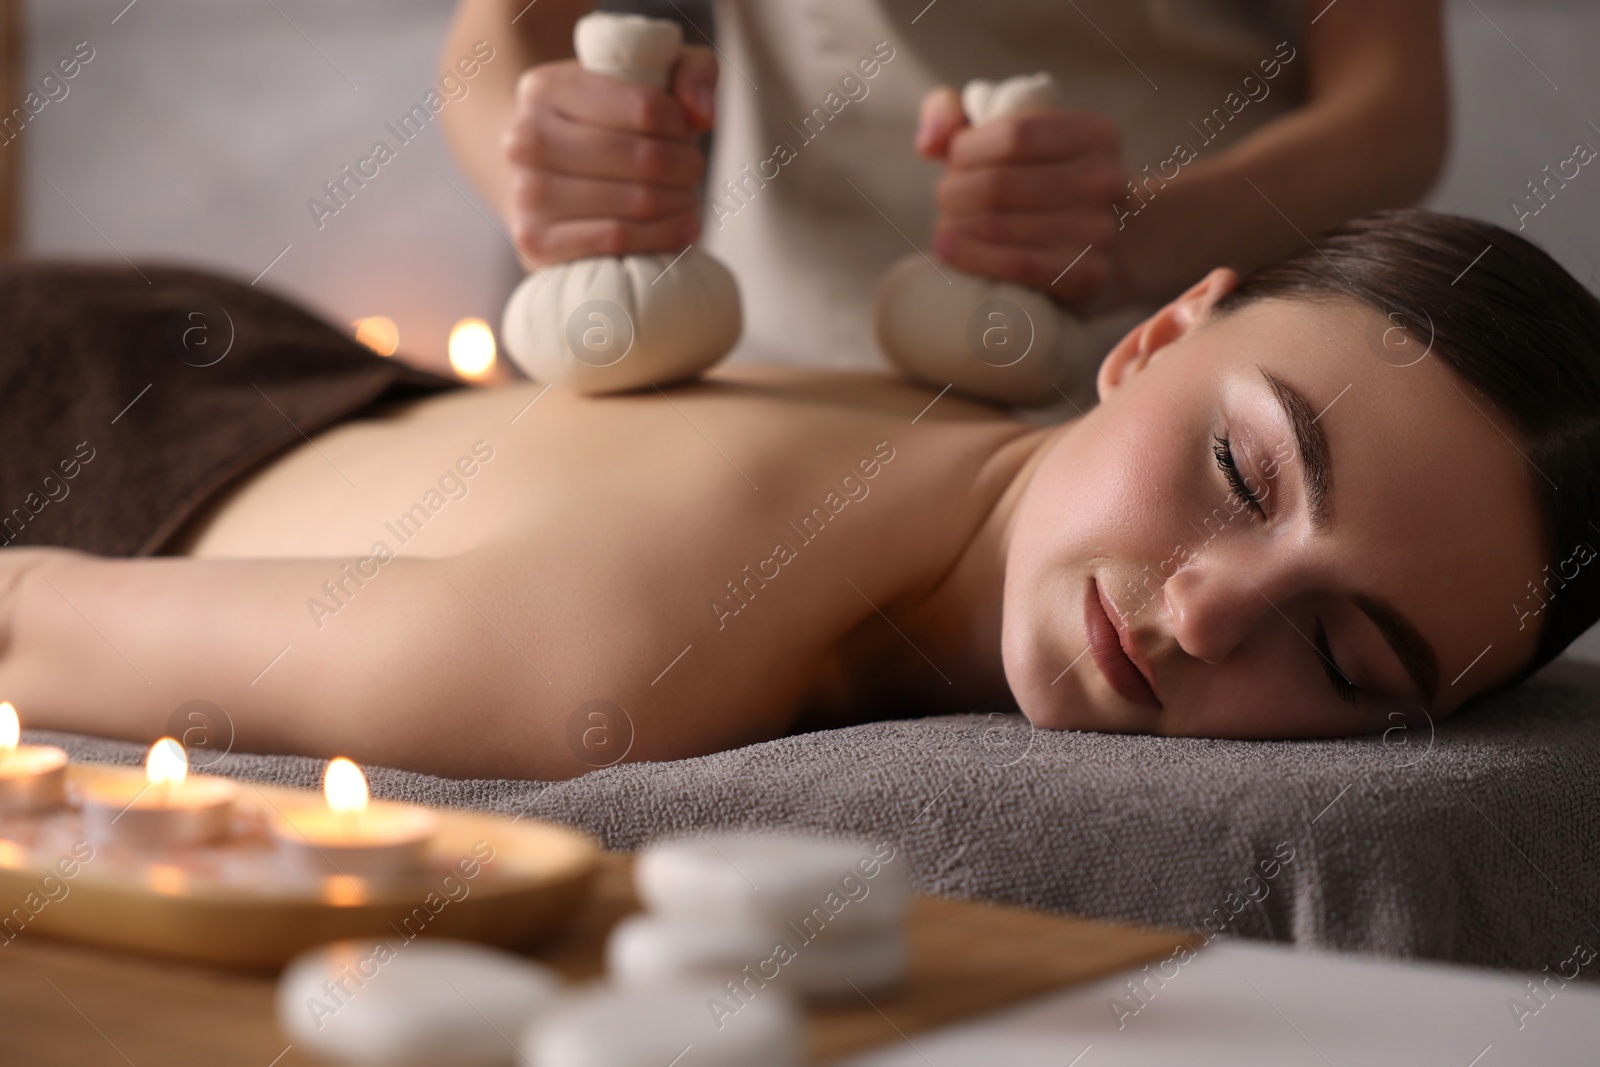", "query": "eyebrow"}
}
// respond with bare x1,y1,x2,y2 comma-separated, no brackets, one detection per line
1260,368,1334,530
1258,367,1441,707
